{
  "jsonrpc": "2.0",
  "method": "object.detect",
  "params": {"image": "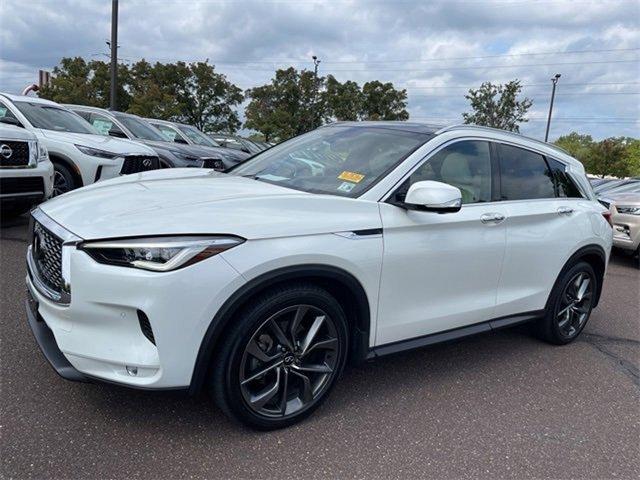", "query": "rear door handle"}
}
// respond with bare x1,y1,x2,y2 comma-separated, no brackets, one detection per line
557,207,574,215
480,213,506,224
